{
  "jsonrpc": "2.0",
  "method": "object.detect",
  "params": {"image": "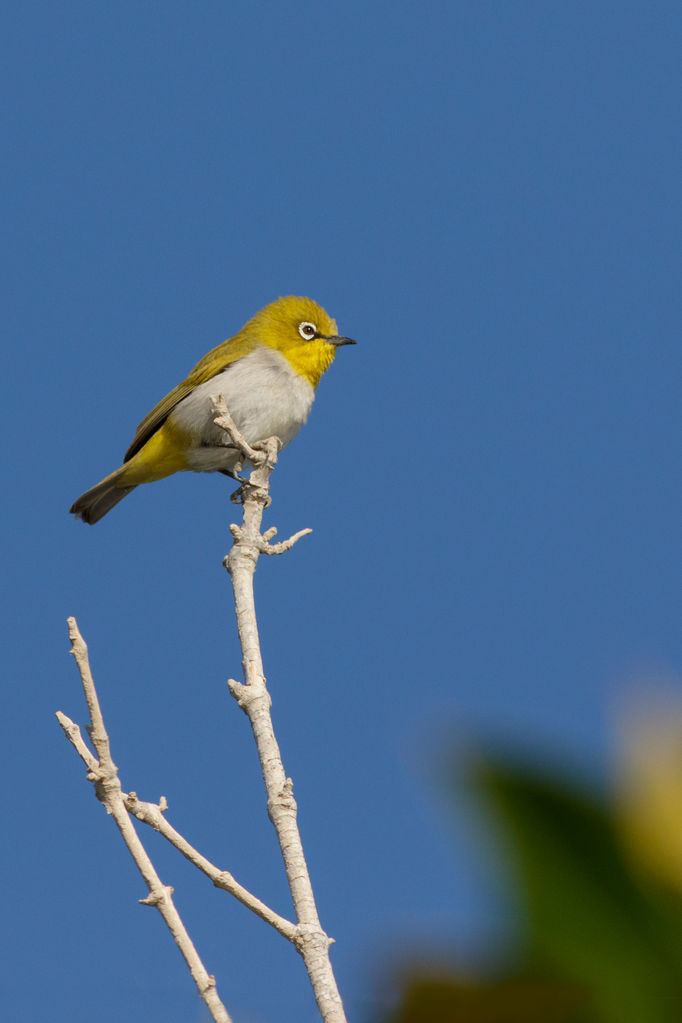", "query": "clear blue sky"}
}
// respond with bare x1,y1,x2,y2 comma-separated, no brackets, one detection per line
3,2,681,1021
